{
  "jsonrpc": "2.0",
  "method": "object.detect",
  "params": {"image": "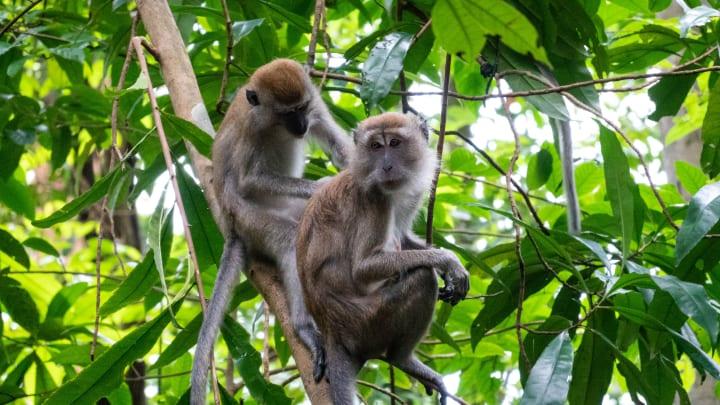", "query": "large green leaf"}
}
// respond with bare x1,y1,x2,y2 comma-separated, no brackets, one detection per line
676,182,720,264
526,148,553,190
40,282,88,339
44,301,181,405
521,331,573,405
652,275,719,343
221,316,290,405
176,166,224,273
0,174,34,219
568,309,617,405
432,0,546,62
32,167,123,228
521,316,572,385
359,32,412,110
701,80,720,177
0,229,29,269
600,127,641,257
675,161,708,195
161,112,213,158
0,275,39,336
648,71,698,121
